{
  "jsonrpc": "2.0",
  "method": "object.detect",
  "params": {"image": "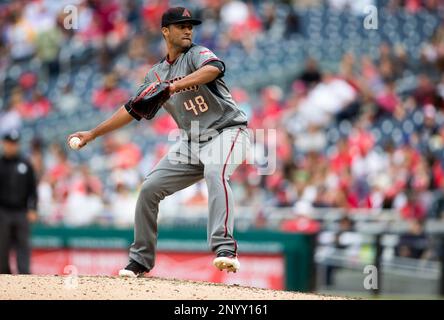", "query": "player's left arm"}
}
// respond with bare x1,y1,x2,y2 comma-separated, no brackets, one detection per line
170,46,225,94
